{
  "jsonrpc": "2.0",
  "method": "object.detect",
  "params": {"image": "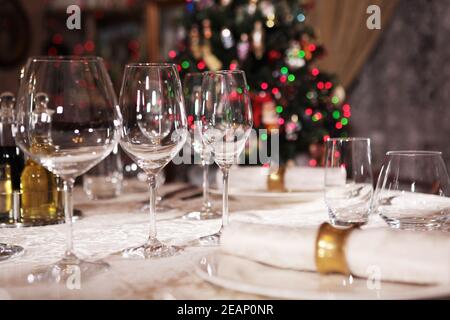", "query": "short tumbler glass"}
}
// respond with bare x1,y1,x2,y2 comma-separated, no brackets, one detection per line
373,151,450,230
83,145,123,200
325,138,373,226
